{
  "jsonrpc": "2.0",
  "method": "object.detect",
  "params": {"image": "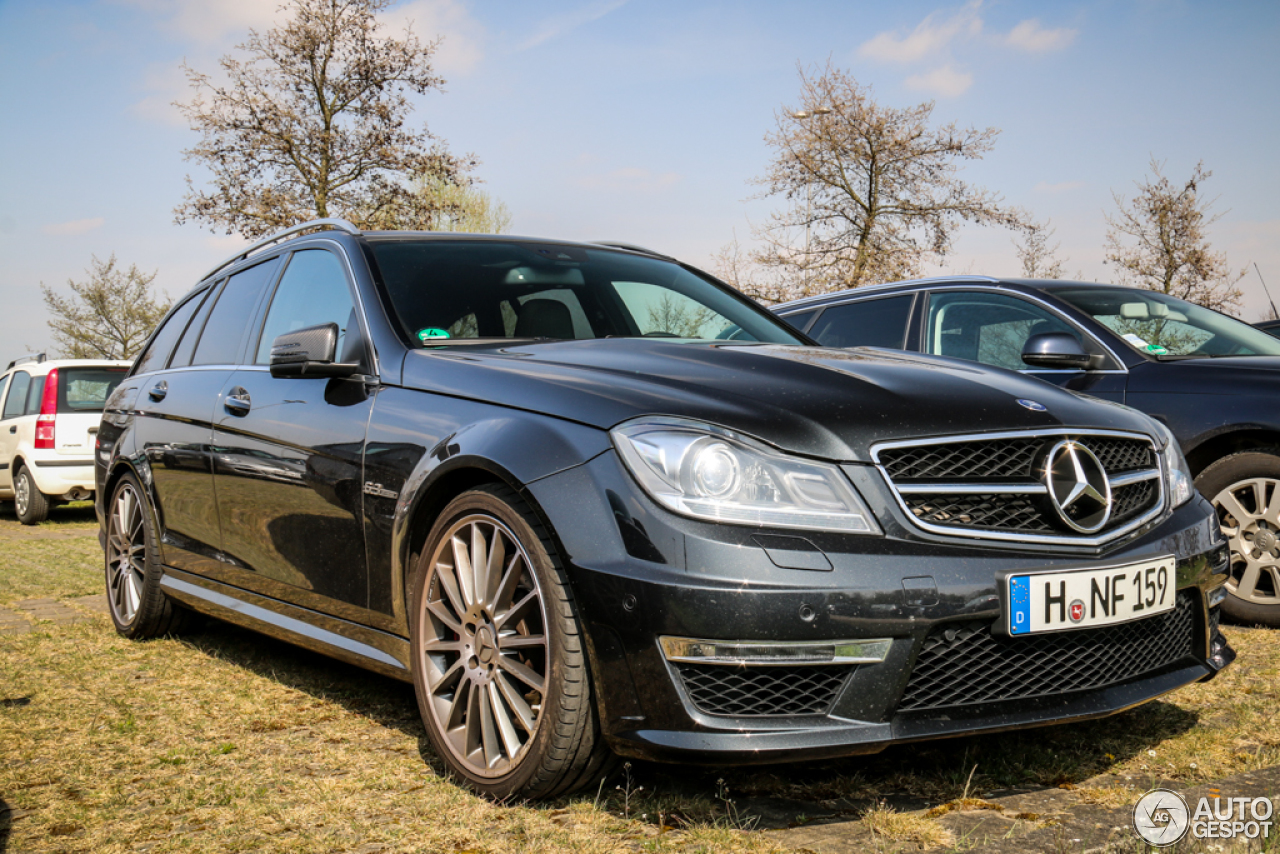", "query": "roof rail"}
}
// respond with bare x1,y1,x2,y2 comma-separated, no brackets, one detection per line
6,353,47,370
199,218,362,284
591,241,671,259
776,274,1002,310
